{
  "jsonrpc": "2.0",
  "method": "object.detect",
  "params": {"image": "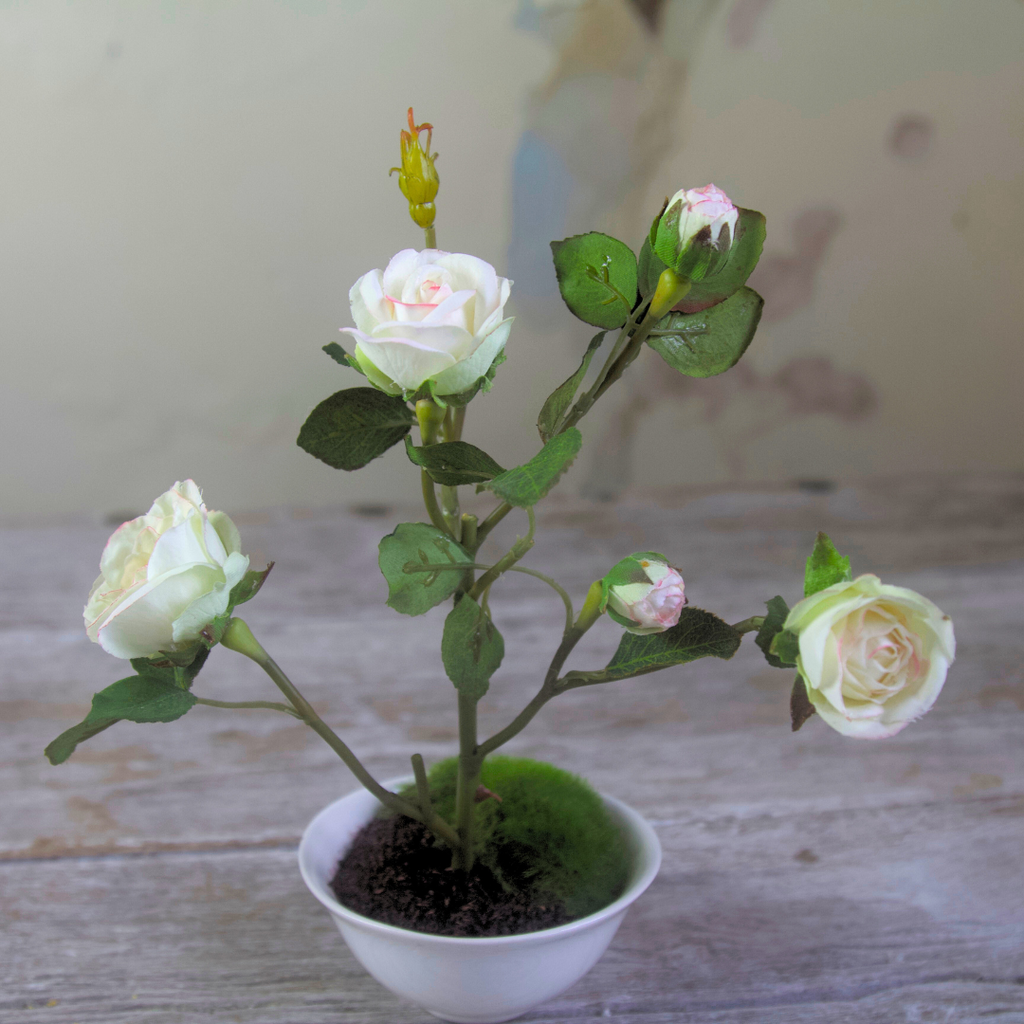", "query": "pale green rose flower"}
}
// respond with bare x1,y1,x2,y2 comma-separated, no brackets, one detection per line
84,480,249,660
341,248,513,397
785,574,955,739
